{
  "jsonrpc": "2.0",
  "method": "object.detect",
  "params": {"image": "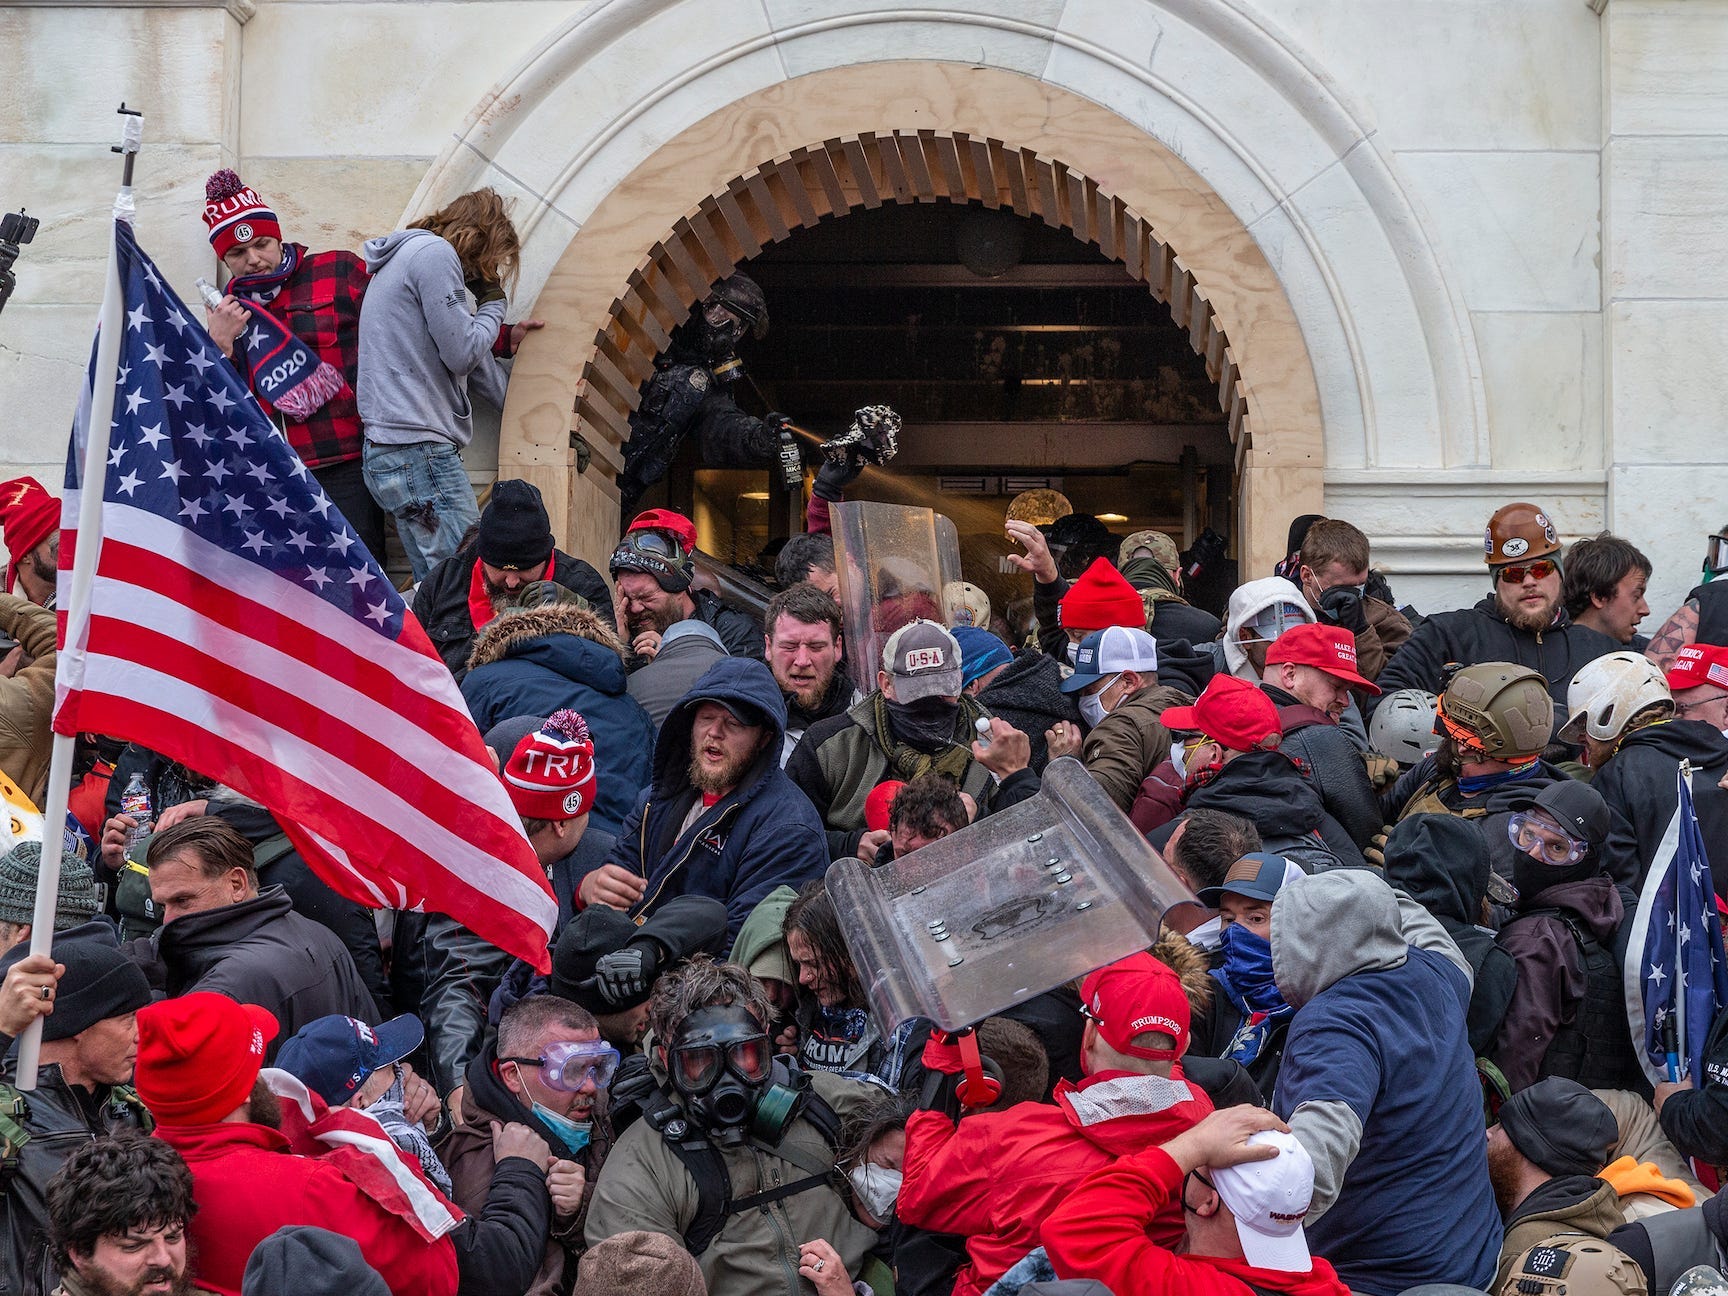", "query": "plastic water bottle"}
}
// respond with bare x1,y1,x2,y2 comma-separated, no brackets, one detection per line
194,277,225,310
119,772,153,861
974,717,993,750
